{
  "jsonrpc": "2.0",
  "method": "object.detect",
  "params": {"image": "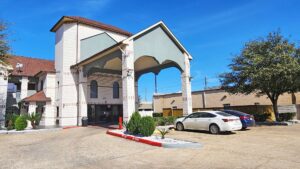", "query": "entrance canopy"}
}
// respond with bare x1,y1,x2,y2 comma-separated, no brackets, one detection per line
71,21,193,121
71,21,192,78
